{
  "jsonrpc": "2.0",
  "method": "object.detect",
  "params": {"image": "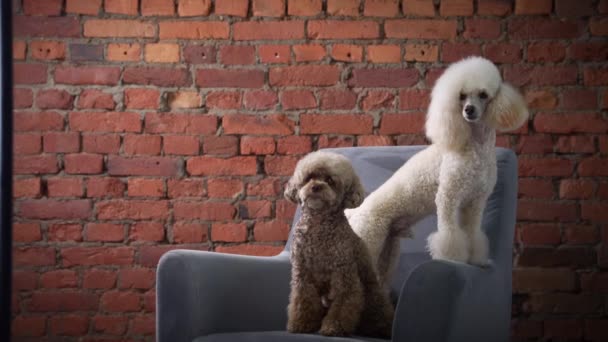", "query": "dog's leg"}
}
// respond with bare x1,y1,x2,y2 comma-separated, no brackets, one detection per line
427,180,470,263
319,271,363,336
287,274,324,334
461,199,490,266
